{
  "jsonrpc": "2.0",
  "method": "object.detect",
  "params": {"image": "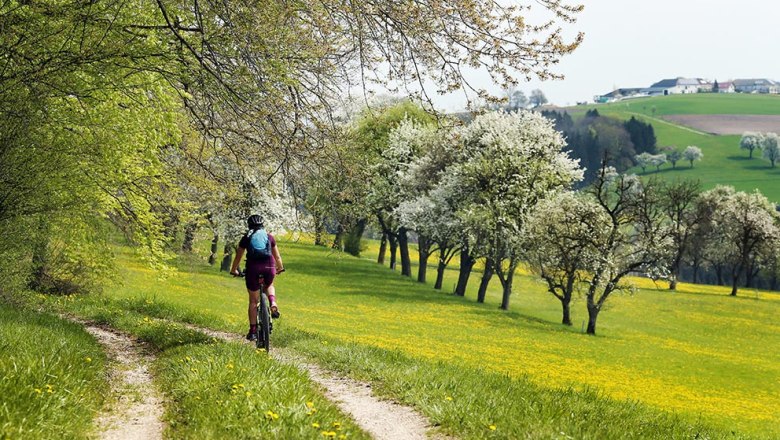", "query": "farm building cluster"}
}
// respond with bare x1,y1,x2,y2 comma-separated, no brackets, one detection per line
595,78,780,103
